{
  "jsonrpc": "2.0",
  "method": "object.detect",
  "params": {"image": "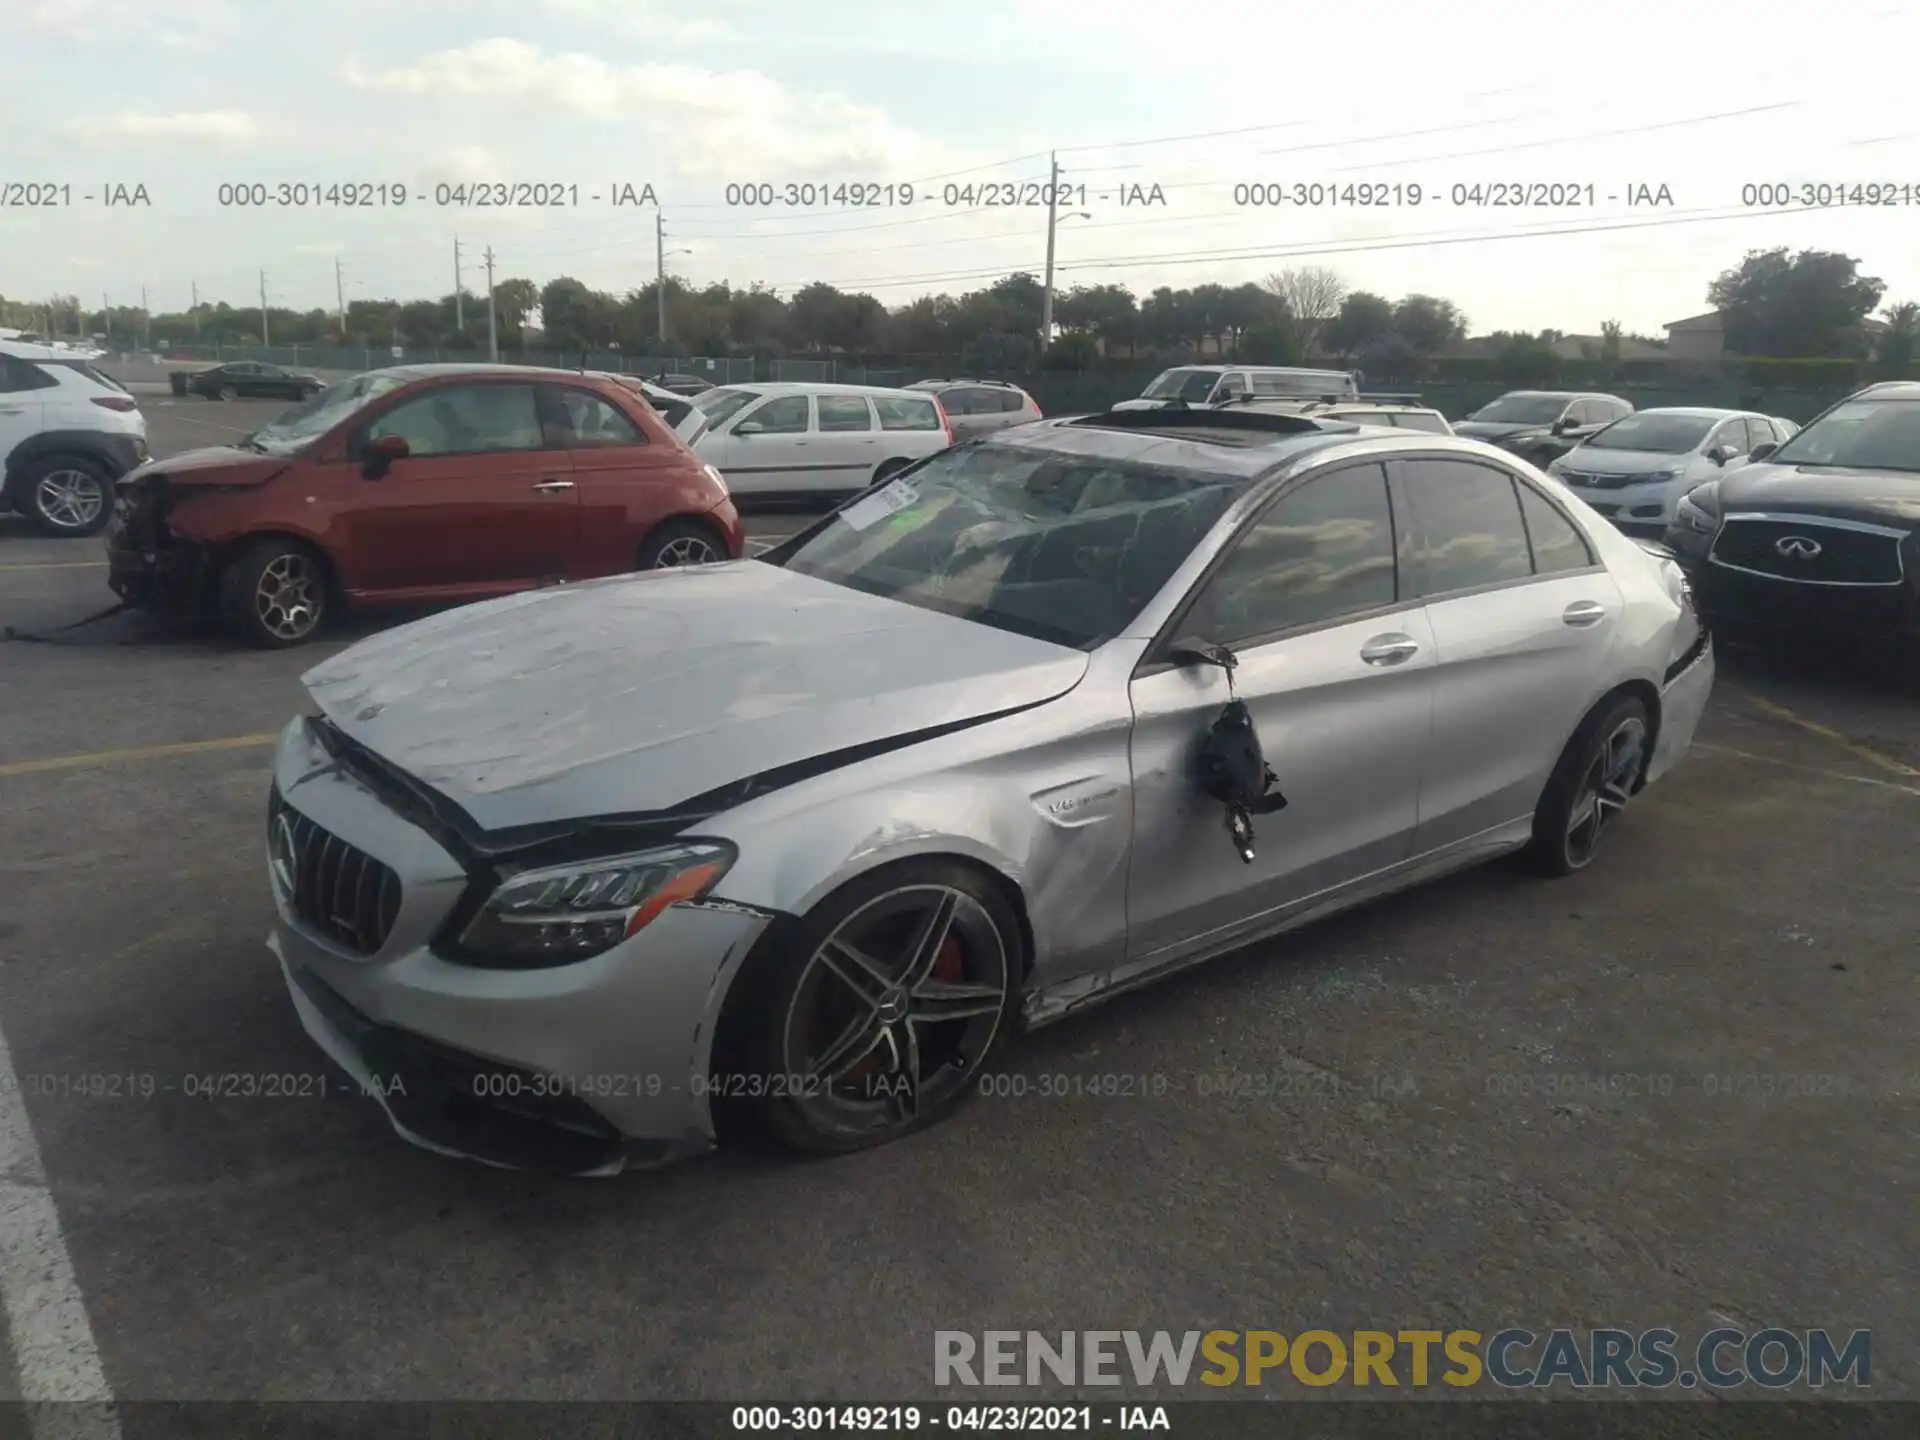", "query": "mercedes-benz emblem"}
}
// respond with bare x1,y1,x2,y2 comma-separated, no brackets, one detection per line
269,812,300,901
1775,536,1822,559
